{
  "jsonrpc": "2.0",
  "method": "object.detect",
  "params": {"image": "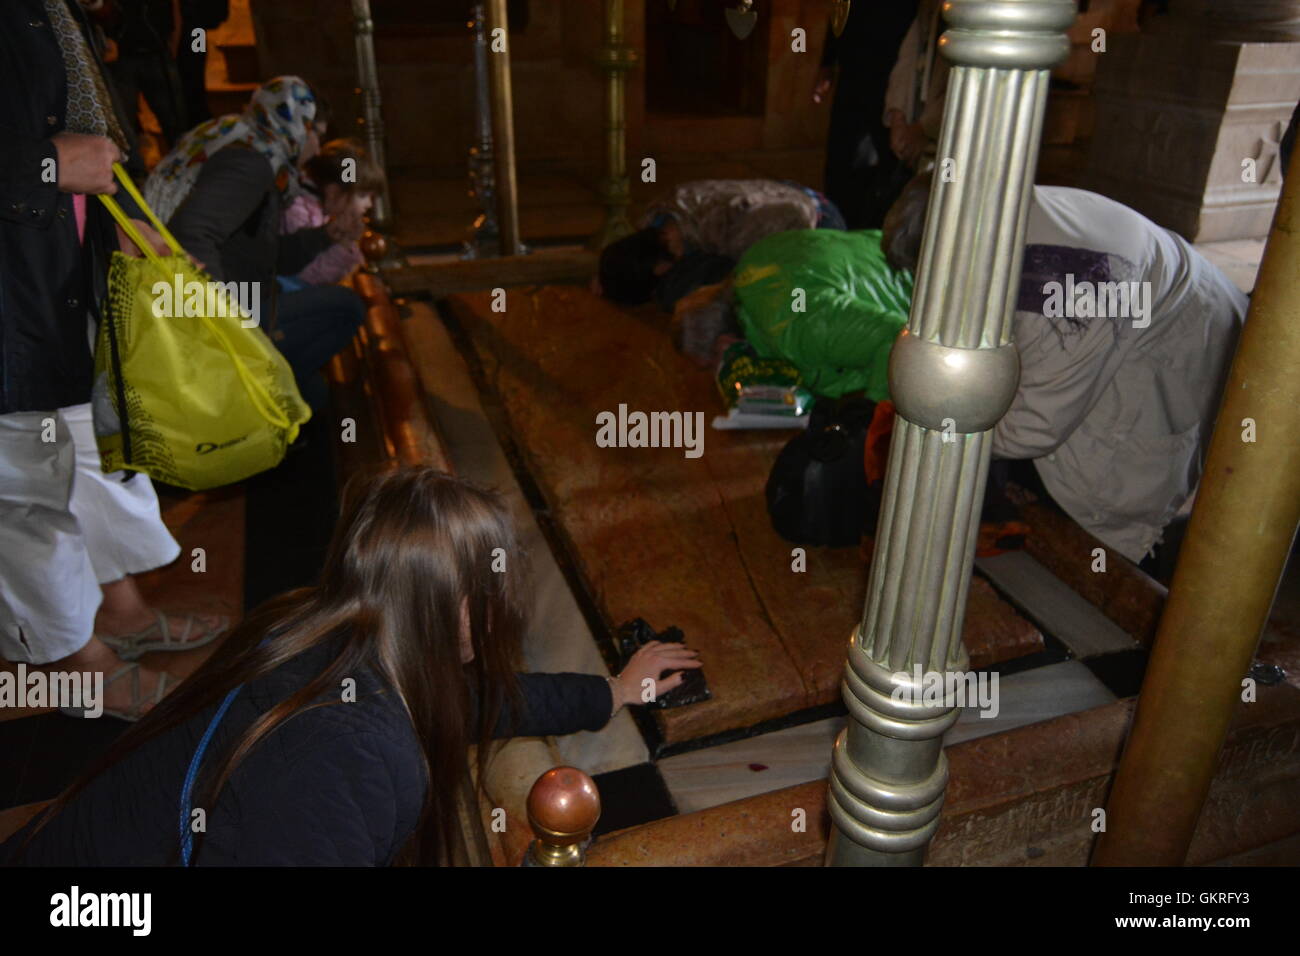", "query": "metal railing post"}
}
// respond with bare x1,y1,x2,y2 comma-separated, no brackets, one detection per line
463,3,500,258
484,0,522,256
350,0,394,229
825,0,1075,867
592,0,637,249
